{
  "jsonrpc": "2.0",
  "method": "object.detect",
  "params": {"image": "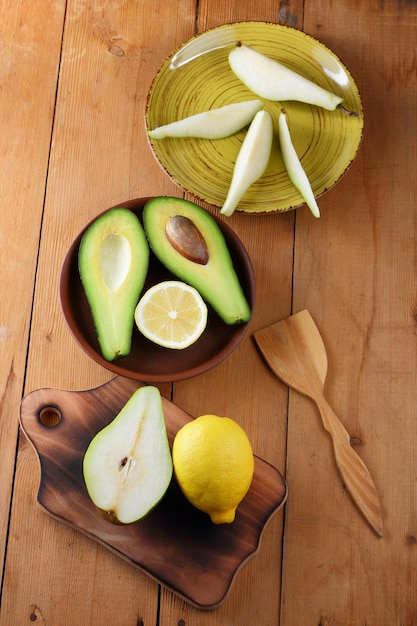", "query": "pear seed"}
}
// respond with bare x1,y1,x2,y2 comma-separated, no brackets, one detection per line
165,215,209,265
